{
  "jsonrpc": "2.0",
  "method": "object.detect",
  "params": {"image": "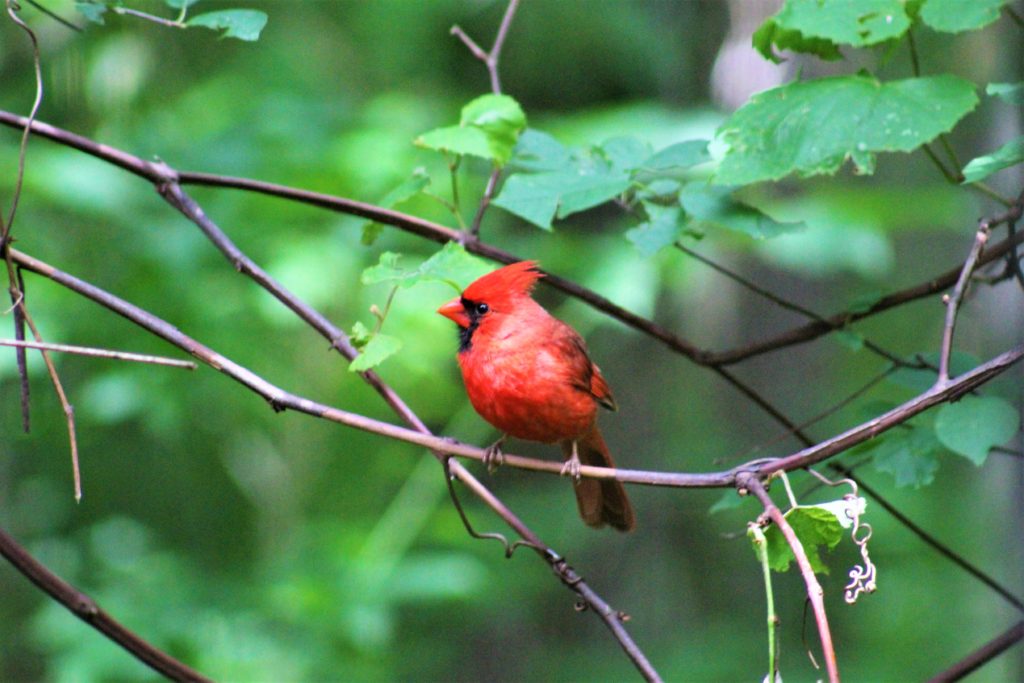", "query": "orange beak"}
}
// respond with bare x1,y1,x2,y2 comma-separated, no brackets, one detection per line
437,297,470,328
